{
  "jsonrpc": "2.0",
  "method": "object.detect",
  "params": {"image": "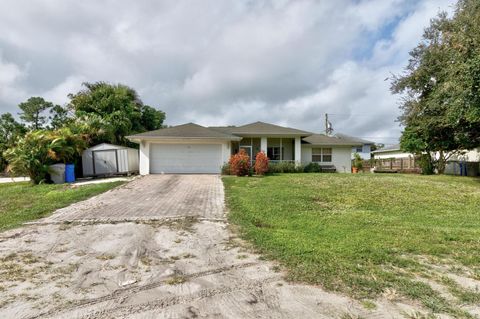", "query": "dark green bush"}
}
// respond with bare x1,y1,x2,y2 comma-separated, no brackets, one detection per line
419,154,434,175
268,162,304,174
221,163,231,175
303,162,321,173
